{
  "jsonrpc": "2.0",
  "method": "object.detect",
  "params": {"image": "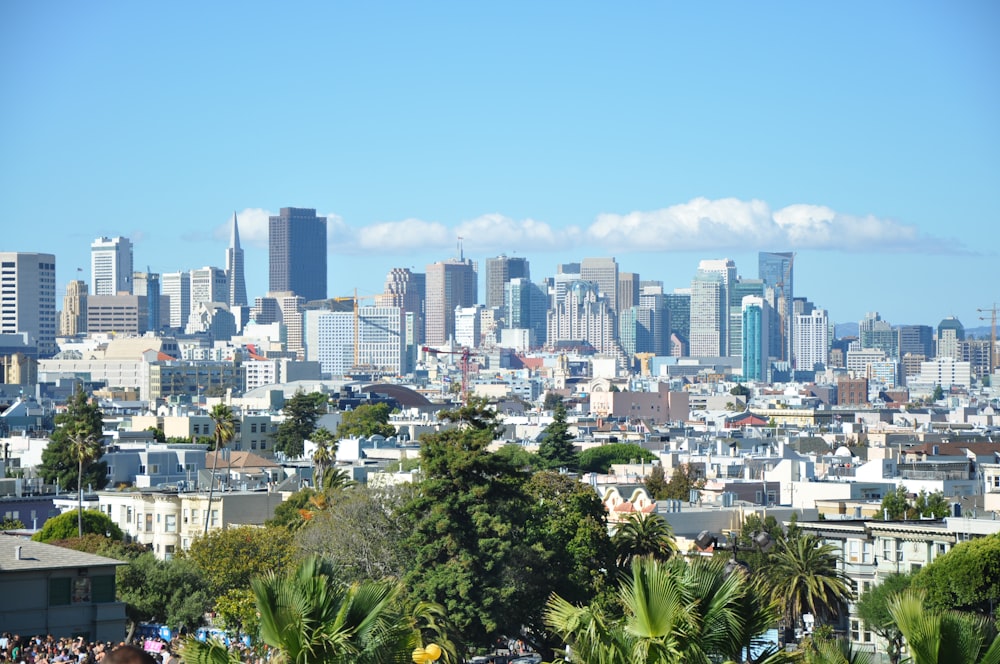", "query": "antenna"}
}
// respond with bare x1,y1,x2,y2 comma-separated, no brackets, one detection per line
457,236,464,262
